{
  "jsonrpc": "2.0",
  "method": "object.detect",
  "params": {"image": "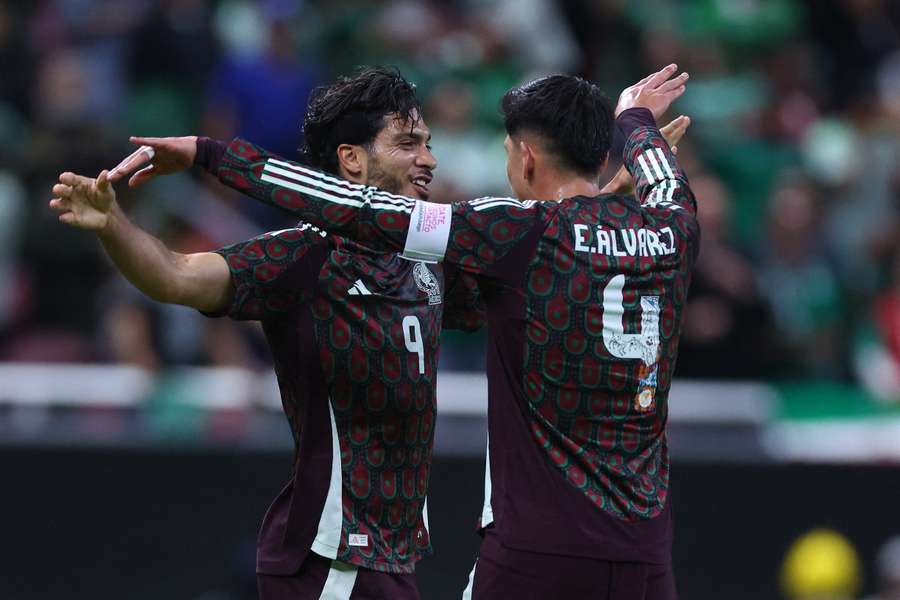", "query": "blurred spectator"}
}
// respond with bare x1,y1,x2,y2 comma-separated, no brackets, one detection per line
425,79,508,201
758,176,847,378
0,171,26,345
203,0,321,227
127,0,219,135
855,247,900,403
204,0,319,159
674,171,784,378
